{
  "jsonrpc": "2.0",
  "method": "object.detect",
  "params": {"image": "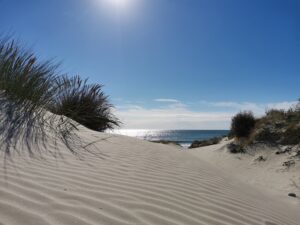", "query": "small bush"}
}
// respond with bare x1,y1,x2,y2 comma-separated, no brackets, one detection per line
51,76,120,132
230,111,256,139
